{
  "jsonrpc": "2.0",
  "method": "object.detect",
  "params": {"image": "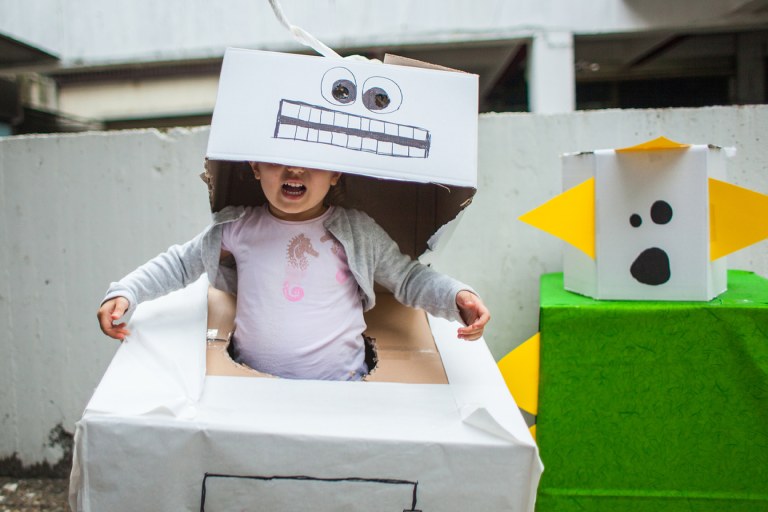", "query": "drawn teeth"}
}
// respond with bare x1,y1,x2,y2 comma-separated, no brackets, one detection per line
276,123,297,139
334,113,349,128
275,100,430,158
281,102,300,118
